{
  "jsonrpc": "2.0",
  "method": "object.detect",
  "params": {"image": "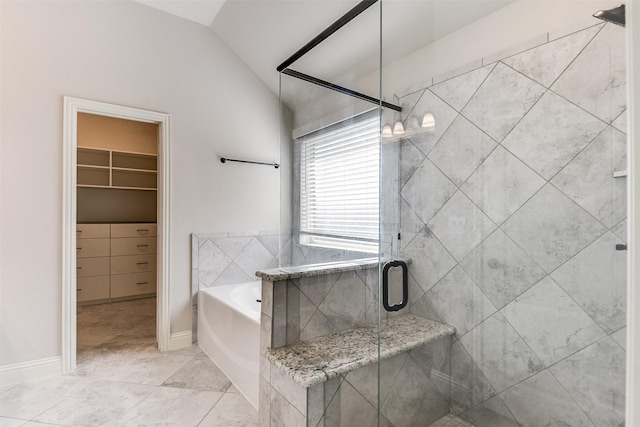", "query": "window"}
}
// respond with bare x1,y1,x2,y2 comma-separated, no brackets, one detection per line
299,112,379,253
